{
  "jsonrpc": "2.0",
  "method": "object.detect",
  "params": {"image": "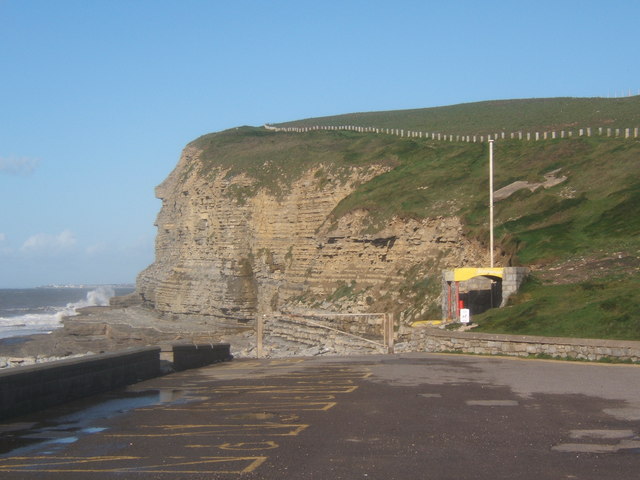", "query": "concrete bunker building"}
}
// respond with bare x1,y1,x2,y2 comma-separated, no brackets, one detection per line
442,267,529,321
